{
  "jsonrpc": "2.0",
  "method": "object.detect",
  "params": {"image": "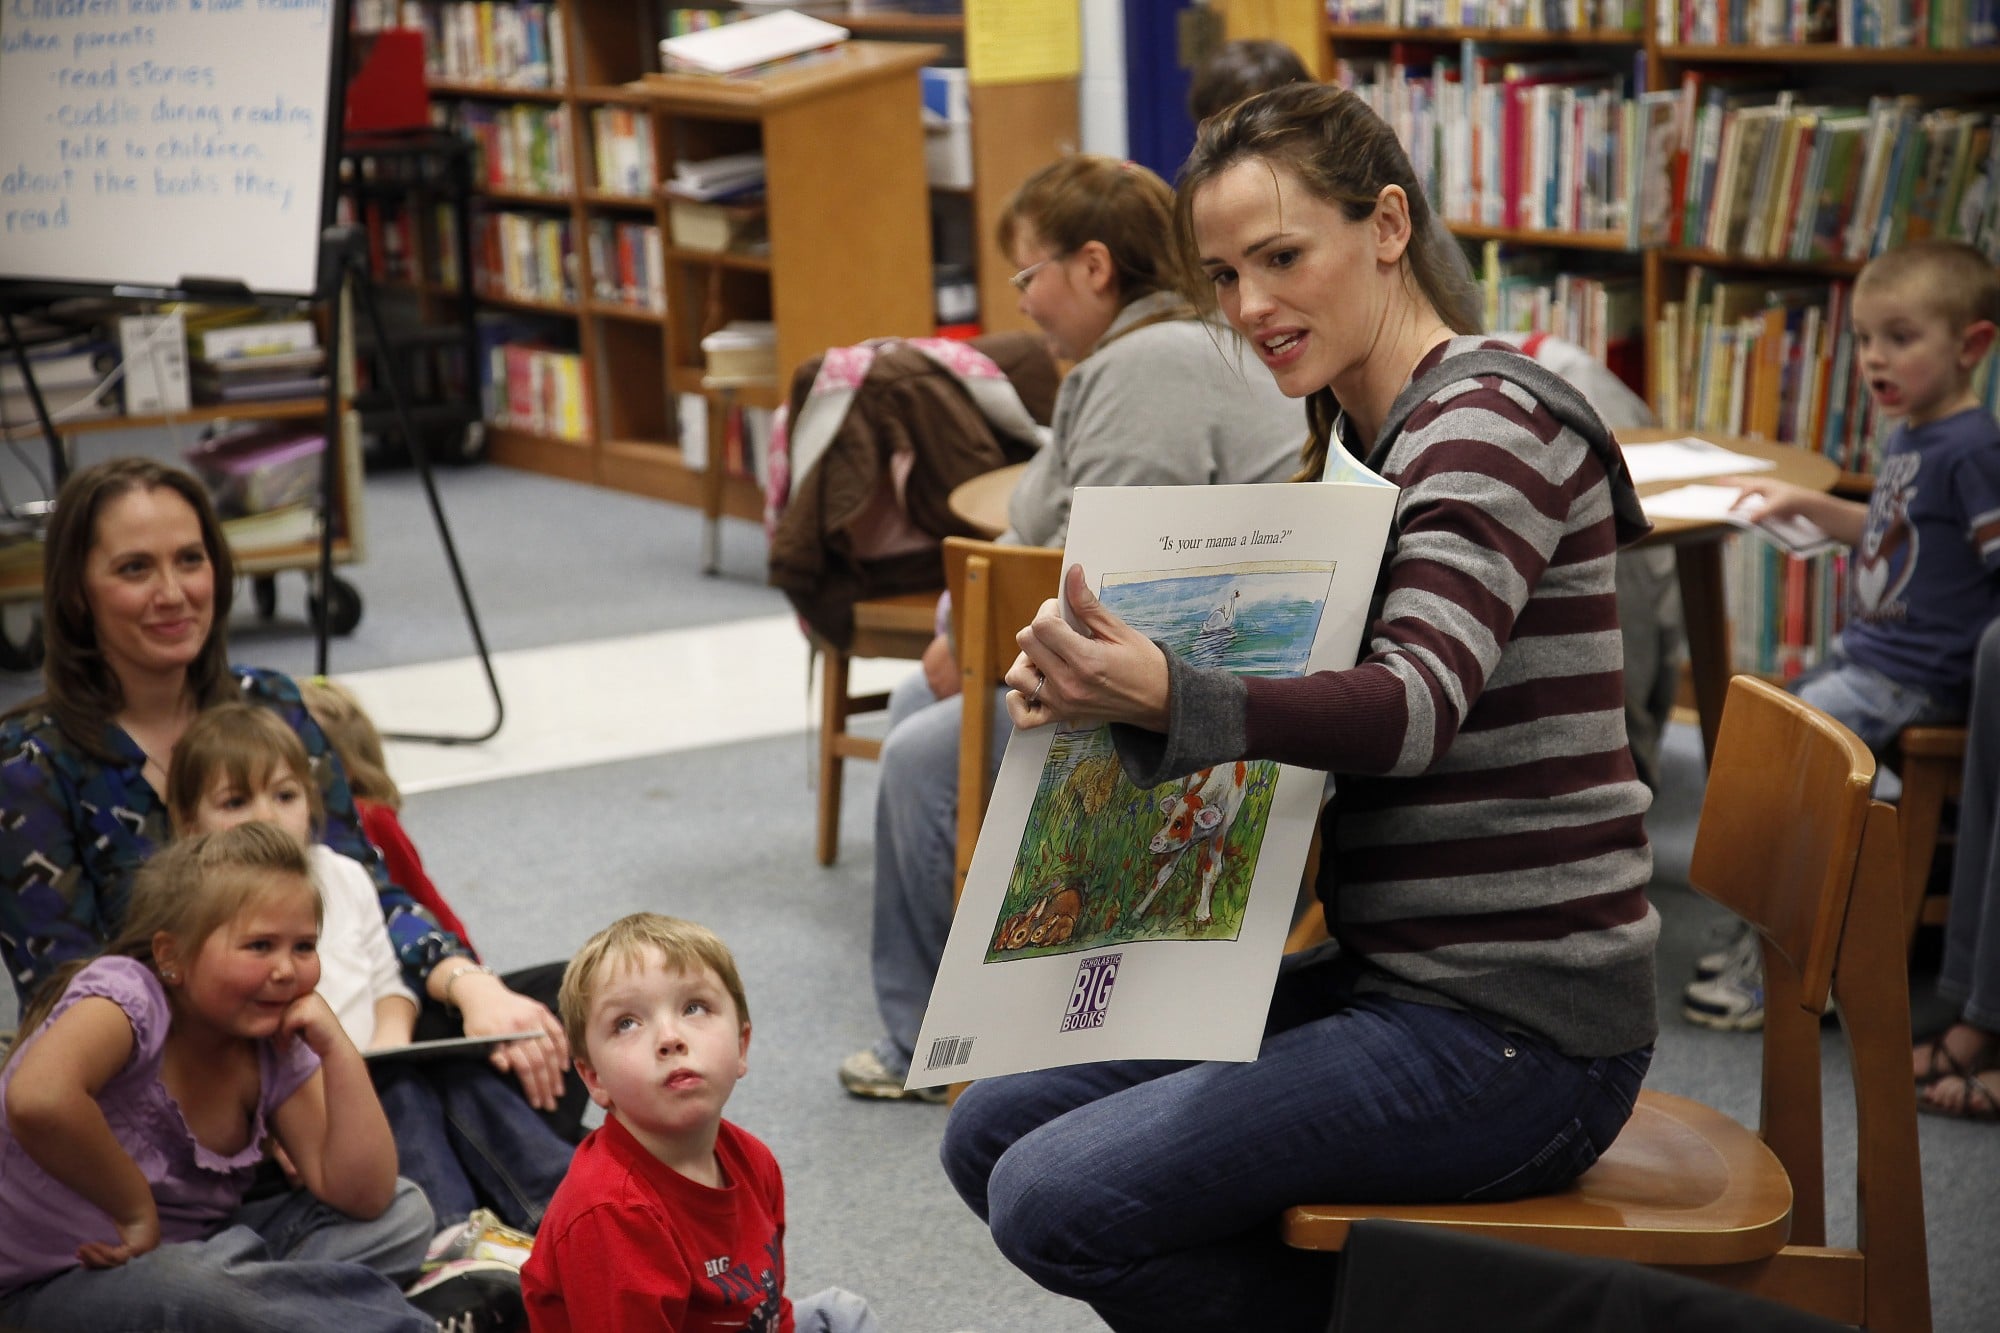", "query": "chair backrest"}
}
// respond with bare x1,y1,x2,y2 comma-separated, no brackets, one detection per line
1691,677,1928,1305
942,536,1064,902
